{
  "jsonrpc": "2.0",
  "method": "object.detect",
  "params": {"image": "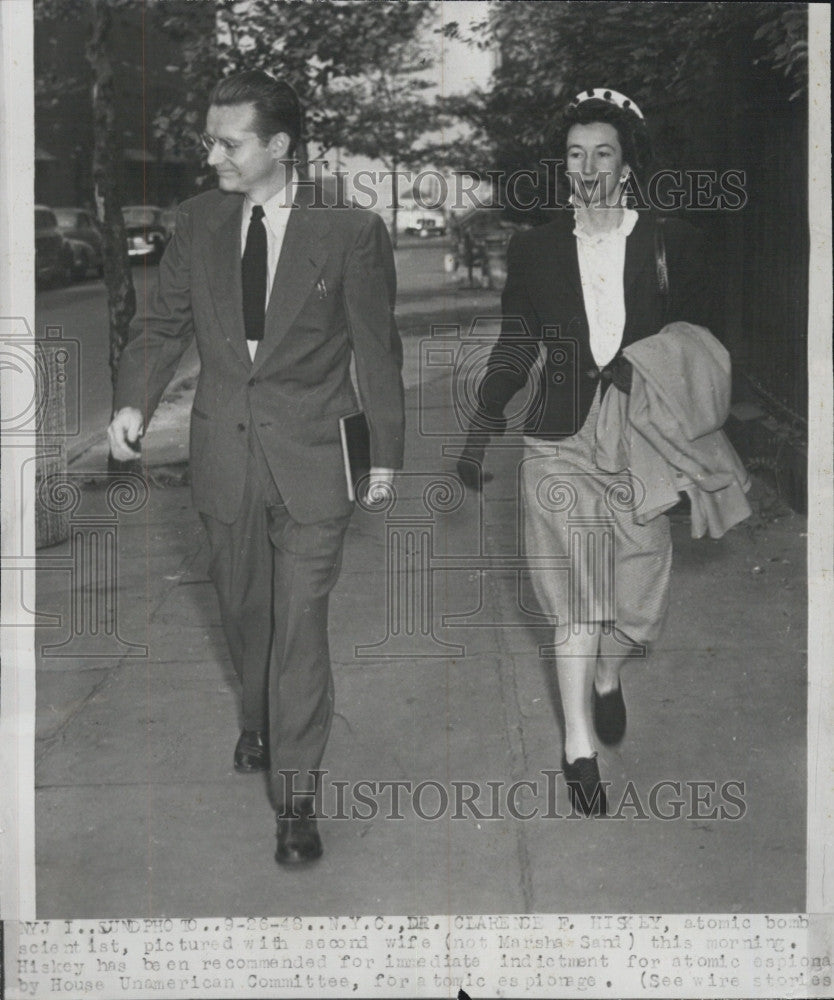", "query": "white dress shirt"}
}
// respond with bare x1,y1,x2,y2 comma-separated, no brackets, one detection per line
573,206,638,368
242,175,295,361
239,177,394,485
